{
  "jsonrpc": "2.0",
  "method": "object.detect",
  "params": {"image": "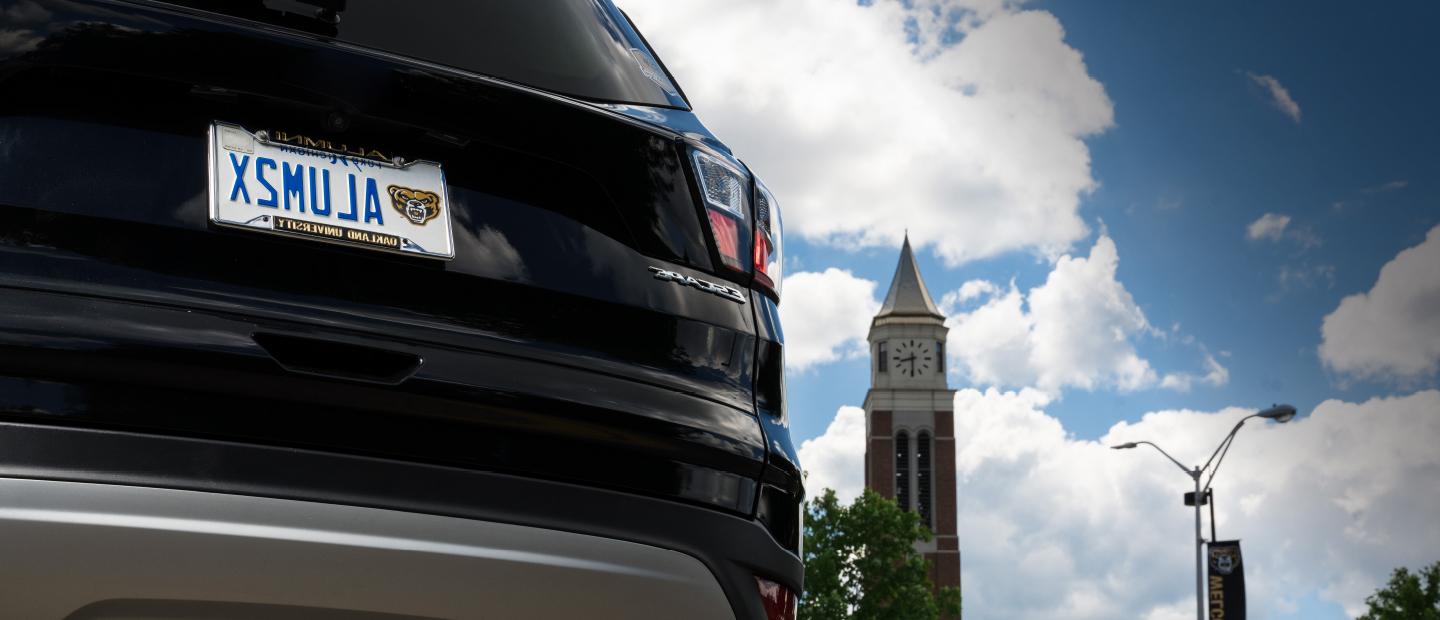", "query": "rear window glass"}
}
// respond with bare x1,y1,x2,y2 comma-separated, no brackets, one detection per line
168,0,686,108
